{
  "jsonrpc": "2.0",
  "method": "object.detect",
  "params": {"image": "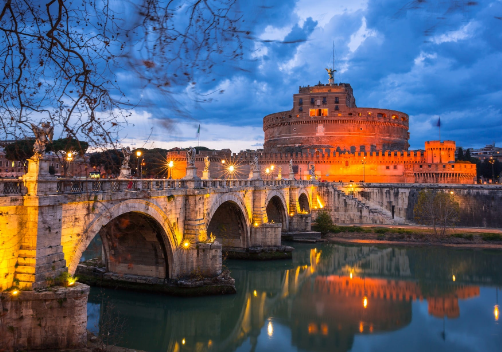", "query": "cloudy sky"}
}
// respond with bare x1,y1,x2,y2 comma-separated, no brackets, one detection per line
121,0,502,152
